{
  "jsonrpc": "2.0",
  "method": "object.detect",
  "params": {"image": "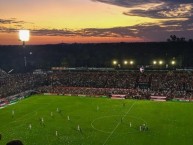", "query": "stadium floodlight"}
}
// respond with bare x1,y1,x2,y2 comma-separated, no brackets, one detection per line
171,60,176,65
19,30,30,68
113,60,118,65
159,60,163,65
124,60,128,65
130,61,134,65
19,30,30,43
153,61,157,65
